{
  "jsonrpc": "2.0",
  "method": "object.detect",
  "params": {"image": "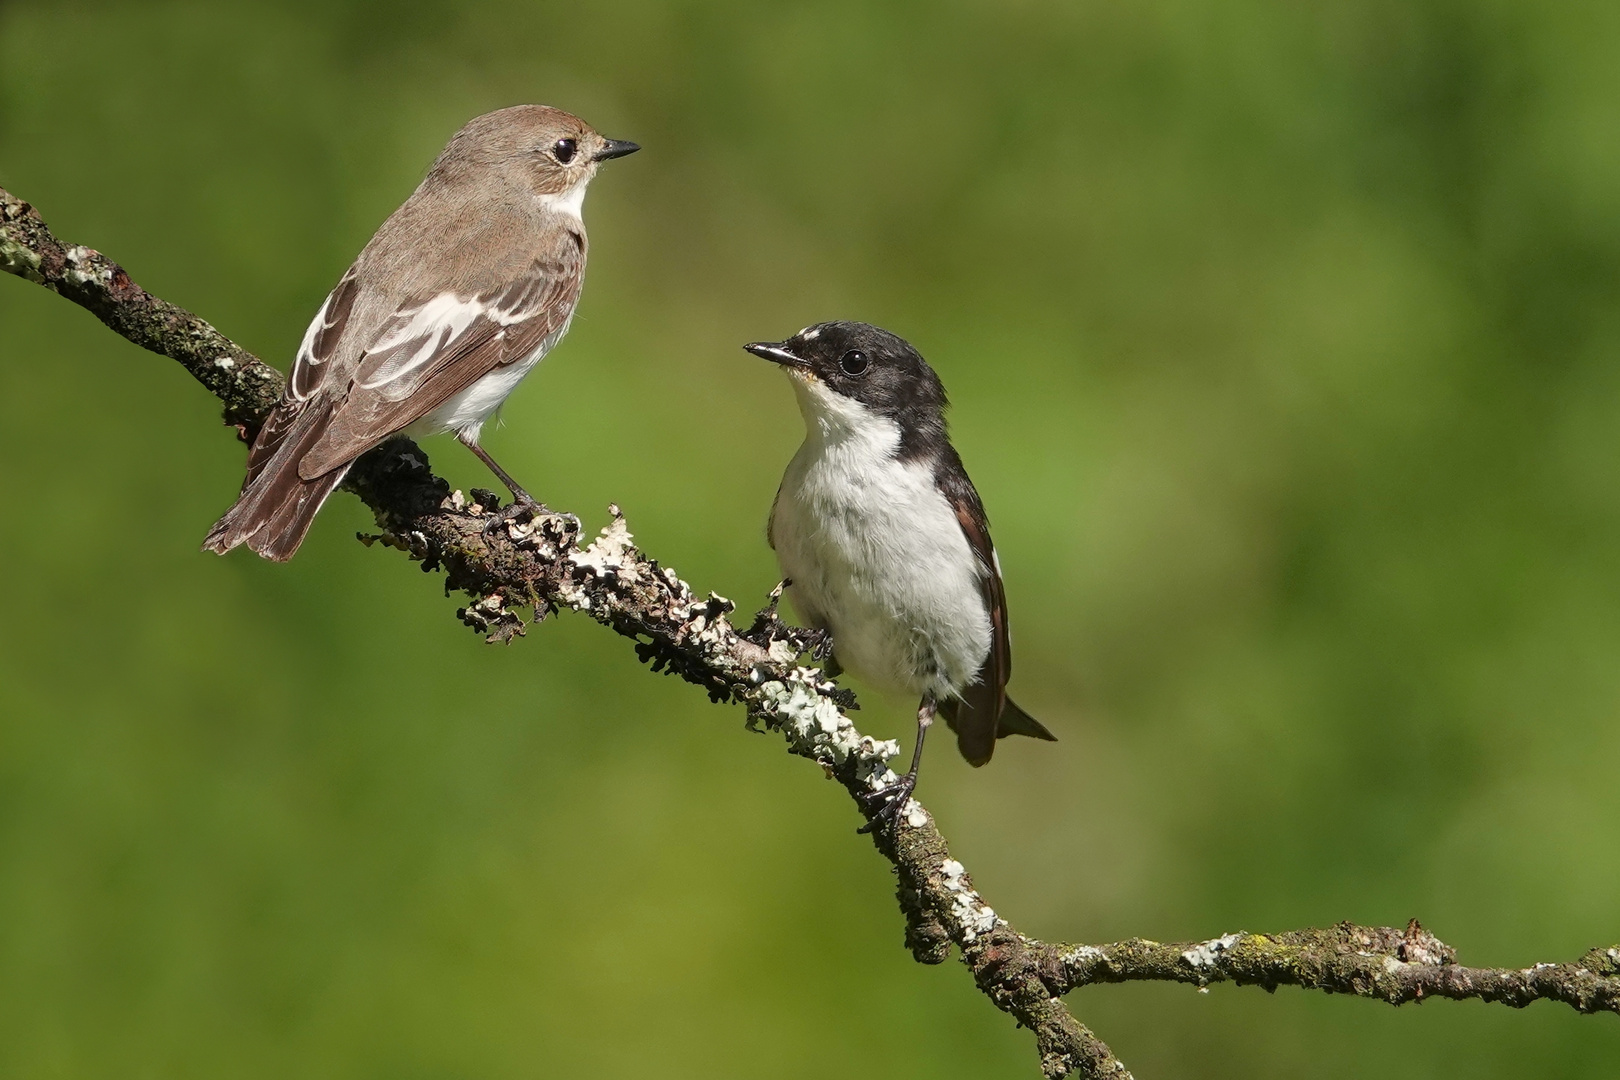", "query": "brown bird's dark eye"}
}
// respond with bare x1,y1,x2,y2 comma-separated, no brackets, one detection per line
552,138,578,164
839,350,869,376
